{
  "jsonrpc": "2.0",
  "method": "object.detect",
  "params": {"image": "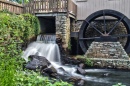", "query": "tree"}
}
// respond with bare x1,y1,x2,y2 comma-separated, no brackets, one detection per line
9,0,29,4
